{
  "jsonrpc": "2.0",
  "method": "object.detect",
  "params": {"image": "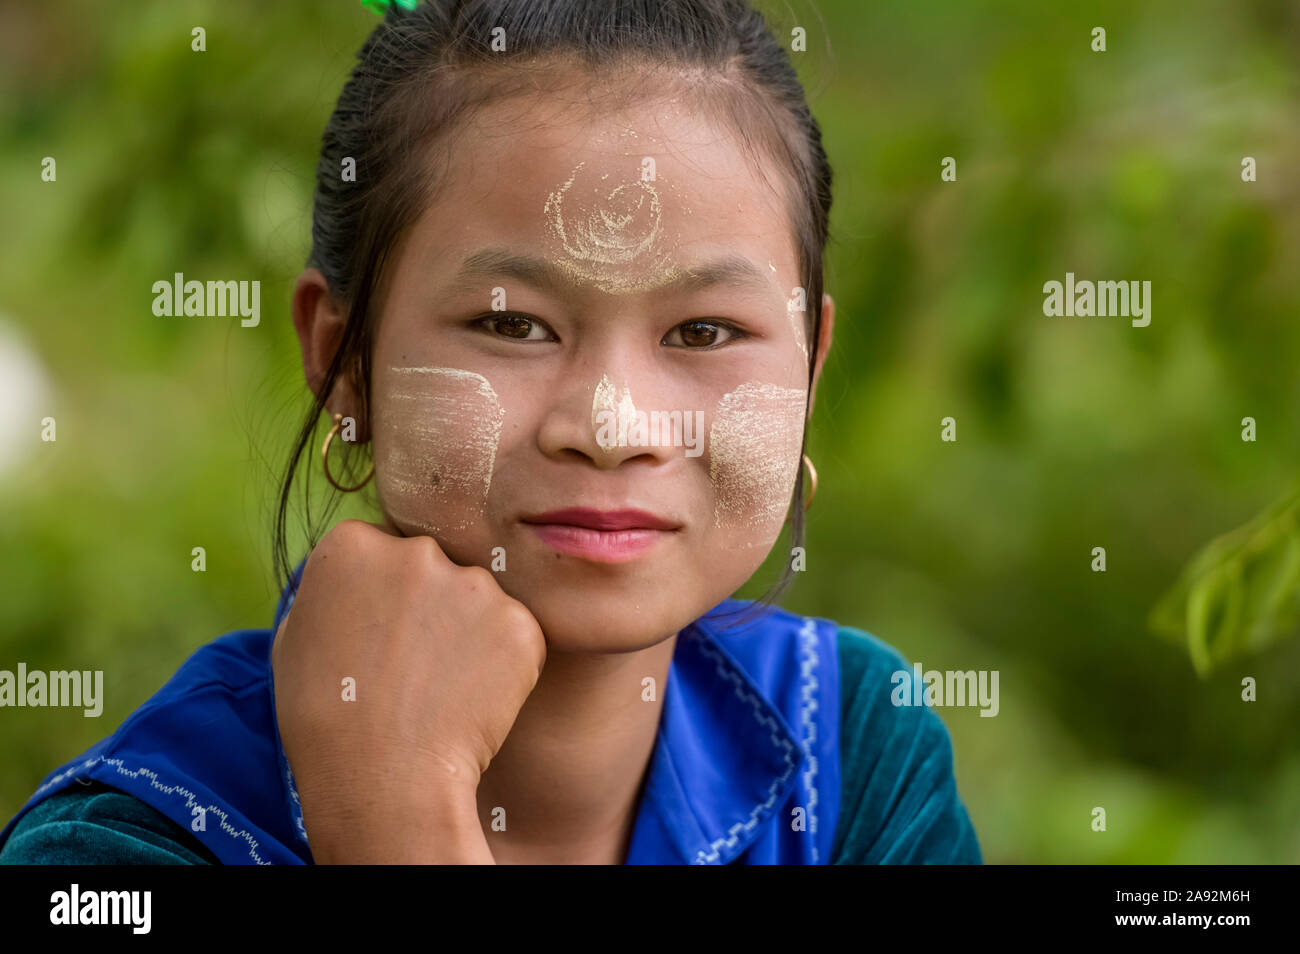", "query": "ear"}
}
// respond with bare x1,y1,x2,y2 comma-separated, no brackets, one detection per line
291,268,369,441
808,292,835,417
